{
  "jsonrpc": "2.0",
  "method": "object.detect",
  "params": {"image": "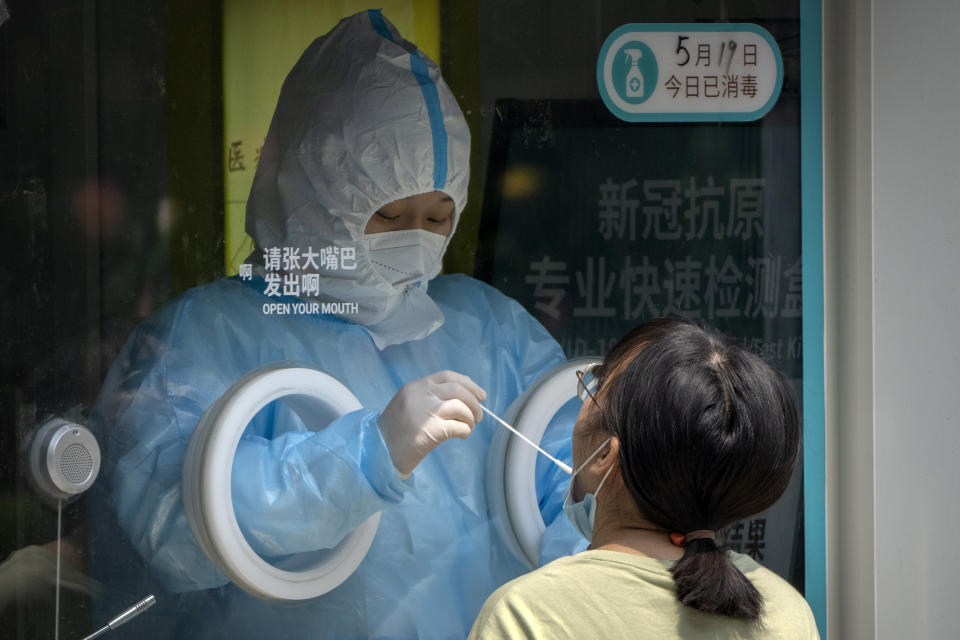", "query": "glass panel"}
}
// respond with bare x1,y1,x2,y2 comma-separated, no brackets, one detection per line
0,1,811,638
